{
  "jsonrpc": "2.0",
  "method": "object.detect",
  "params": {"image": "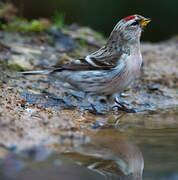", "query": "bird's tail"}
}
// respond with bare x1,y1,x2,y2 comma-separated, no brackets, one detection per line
18,70,53,75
